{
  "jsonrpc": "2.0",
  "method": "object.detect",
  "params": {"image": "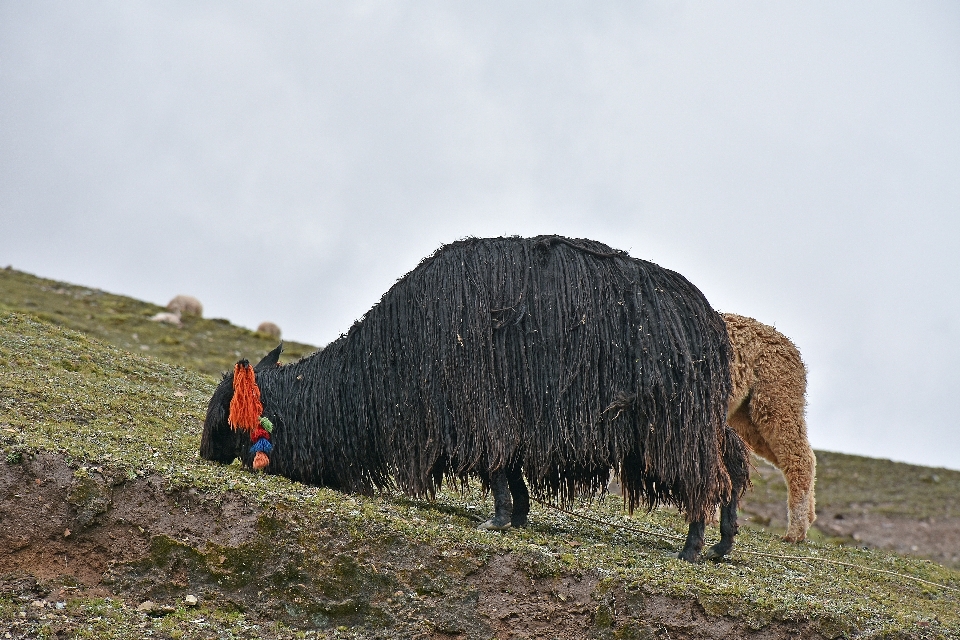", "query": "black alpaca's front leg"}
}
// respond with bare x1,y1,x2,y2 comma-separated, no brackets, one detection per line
478,468,513,530
678,521,706,562
704,494,740,560
506,464,529,528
